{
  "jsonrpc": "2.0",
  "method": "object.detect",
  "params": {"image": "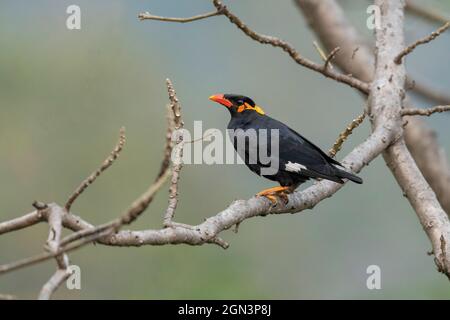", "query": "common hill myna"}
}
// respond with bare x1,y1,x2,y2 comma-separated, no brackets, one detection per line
209,94,362,203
